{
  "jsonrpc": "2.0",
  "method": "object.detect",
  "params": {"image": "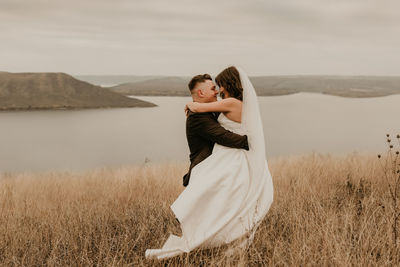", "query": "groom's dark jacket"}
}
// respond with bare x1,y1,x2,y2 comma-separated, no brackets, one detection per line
183,111,249,187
